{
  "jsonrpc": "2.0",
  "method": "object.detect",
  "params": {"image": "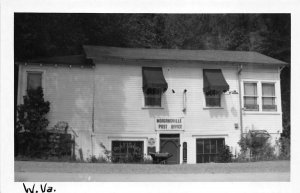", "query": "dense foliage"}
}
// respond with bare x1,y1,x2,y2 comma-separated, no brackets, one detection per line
16,88,74,159
217,145,233,163
238,131,277,161
16,87,50,157
14,14,290,140
16,87,50,134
